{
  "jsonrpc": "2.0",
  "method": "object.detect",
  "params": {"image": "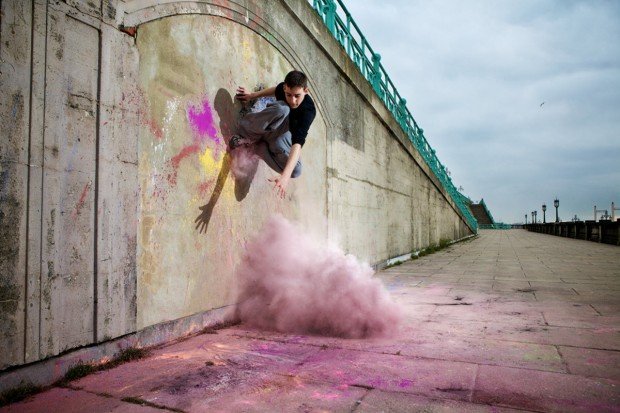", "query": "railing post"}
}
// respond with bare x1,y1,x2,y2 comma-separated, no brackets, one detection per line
398,98,408,129
371,53,382,95
324,0,337,35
